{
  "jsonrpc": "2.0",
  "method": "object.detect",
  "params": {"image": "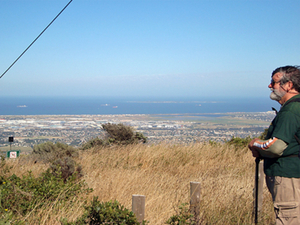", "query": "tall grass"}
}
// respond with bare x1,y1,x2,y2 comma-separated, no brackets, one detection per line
4,142,274,224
